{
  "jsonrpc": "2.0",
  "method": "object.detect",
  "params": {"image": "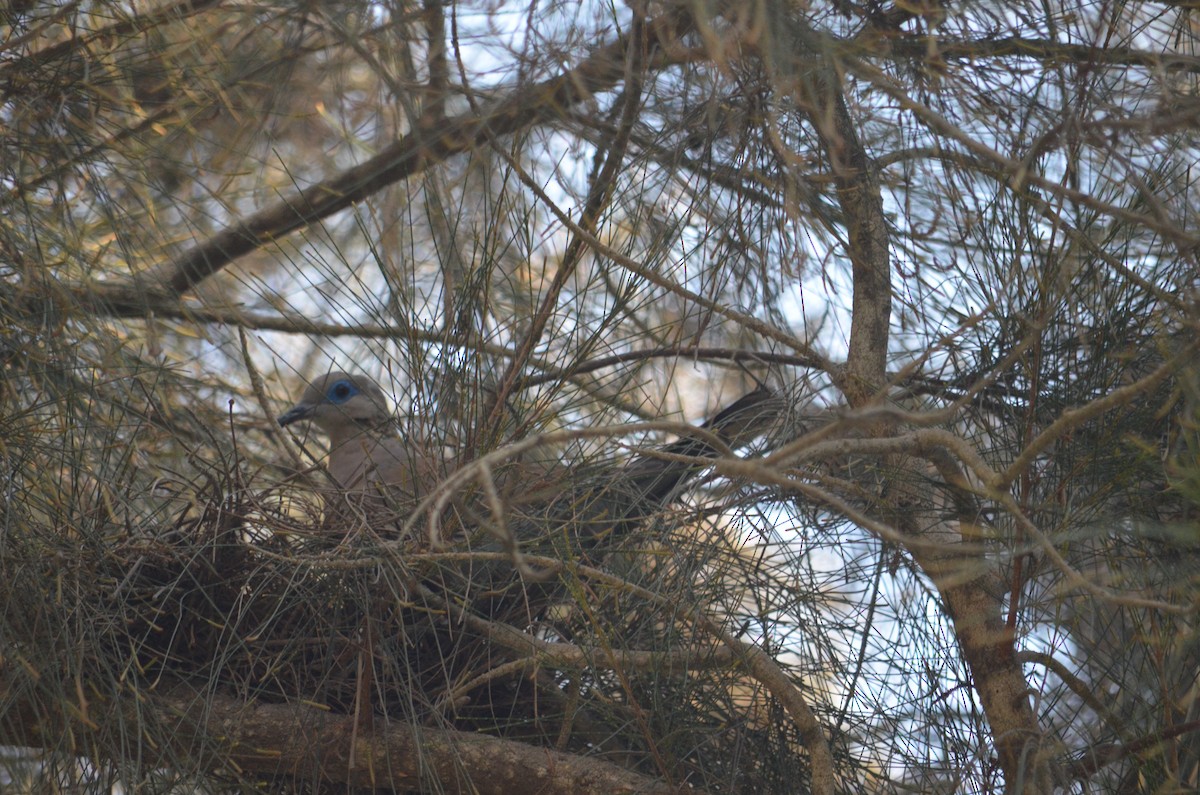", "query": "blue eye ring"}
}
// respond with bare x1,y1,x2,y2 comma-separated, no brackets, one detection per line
327,379,359,404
